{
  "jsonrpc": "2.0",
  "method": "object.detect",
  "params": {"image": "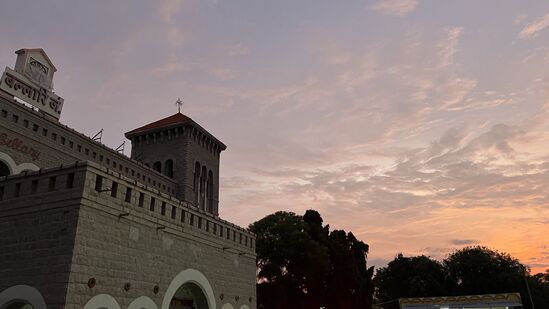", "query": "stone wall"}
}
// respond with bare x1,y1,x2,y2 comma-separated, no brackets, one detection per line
0,162,256,309
0,164,87,308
